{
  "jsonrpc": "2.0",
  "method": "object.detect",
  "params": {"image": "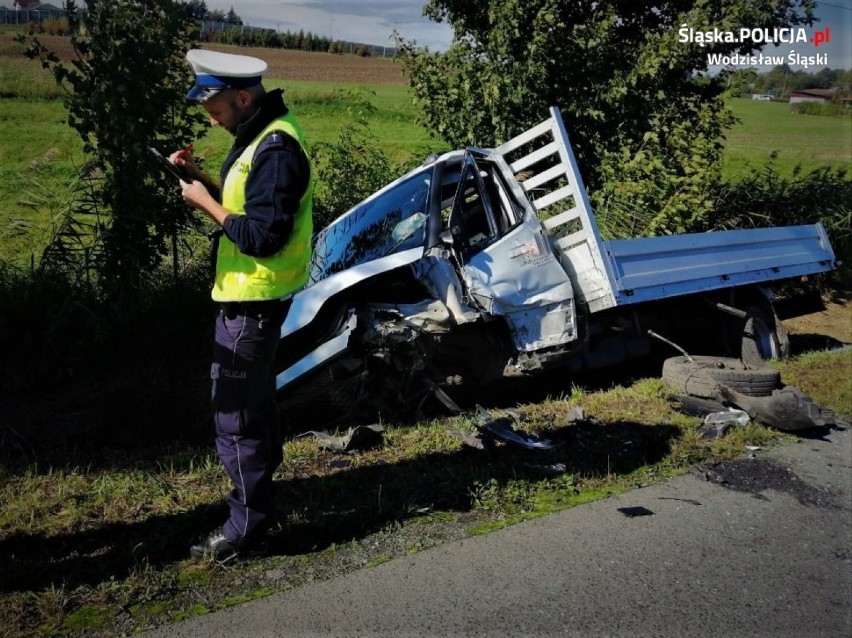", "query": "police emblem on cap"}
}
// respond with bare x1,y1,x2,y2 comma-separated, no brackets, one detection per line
185,49,268,102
